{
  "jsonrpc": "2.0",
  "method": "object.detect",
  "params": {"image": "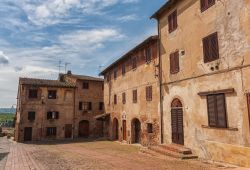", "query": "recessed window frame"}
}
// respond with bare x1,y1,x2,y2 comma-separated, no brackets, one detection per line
28,111,35,121
201,0,215,12
170,50,180,74
28,89,38,99
48,90,57,99
146,86,153,101
168,10,178,33
132,89,137,103
202,32,219,63
206,93,228,128
82,81,89,89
